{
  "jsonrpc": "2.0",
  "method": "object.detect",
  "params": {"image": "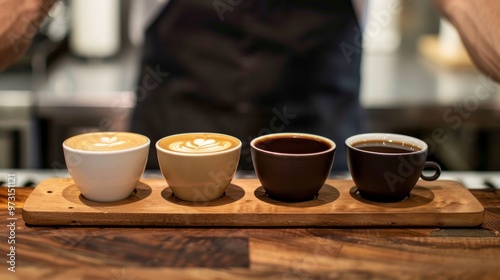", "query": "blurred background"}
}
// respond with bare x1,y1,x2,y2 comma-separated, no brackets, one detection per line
1,0,499,171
